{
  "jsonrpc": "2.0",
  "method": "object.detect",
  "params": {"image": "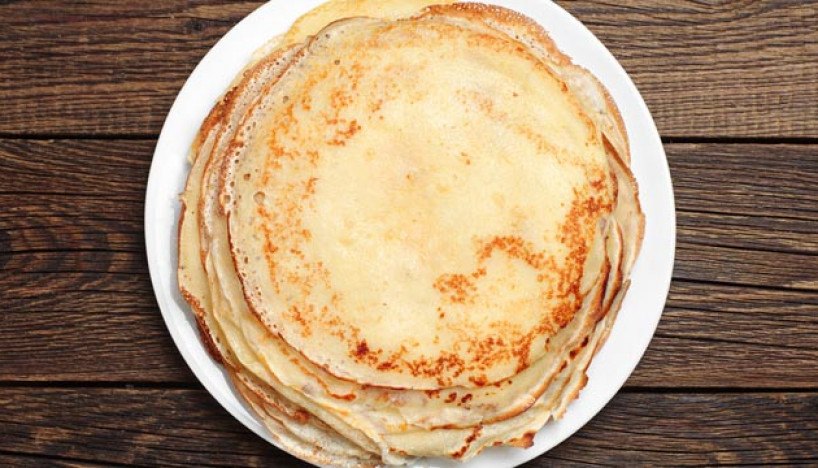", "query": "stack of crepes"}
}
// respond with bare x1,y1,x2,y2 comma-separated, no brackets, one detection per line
178,1,644,465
